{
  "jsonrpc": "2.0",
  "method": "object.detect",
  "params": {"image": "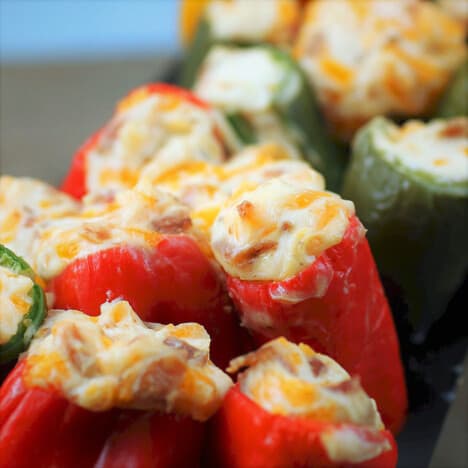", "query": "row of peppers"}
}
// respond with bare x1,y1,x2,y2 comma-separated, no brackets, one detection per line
0,84,408,466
